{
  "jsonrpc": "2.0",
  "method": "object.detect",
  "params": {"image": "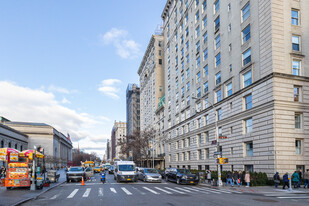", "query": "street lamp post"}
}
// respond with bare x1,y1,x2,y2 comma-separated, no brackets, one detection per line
192,97,222,187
